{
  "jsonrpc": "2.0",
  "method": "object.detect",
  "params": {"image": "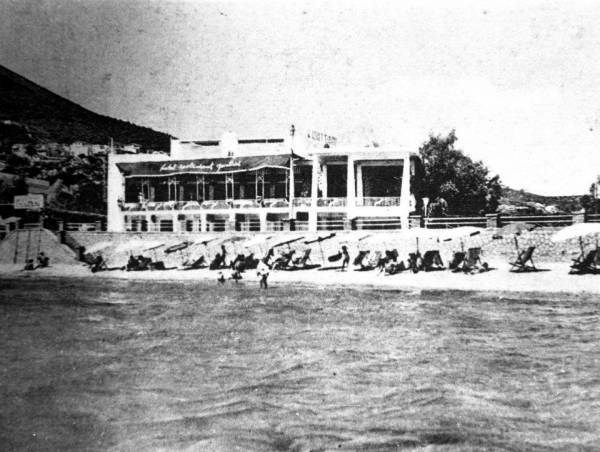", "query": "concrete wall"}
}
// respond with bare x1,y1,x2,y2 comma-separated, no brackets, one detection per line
66,228,594,268
0,229,77,265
